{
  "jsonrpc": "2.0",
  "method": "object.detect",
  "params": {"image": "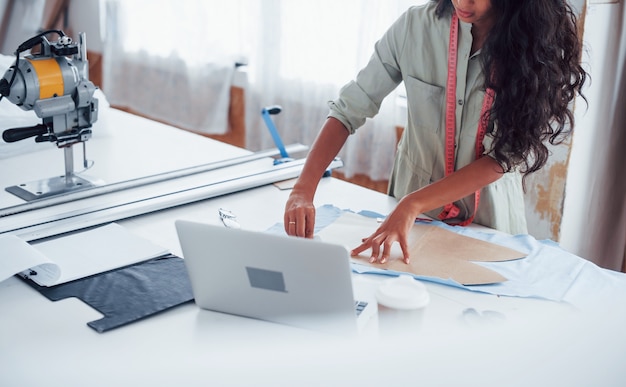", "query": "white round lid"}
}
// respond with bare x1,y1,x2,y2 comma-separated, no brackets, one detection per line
375,275,430,310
